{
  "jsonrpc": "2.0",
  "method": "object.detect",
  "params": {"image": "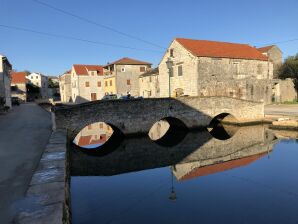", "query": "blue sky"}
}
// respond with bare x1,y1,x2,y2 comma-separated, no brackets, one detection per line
1,0,298,76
